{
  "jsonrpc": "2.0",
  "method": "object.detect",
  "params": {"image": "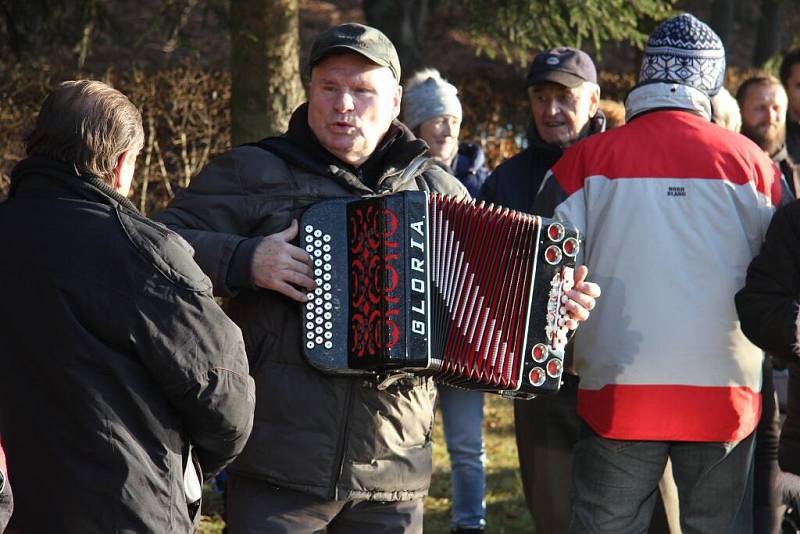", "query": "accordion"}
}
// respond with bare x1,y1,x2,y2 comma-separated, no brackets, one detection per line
299,191,580,398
